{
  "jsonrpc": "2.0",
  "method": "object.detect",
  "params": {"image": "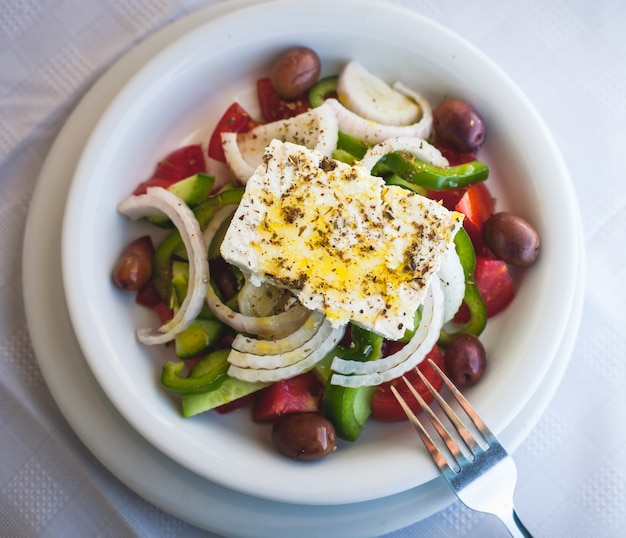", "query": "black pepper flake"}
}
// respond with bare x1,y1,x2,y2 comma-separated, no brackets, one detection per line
282,205,304,223
319,157,337,172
